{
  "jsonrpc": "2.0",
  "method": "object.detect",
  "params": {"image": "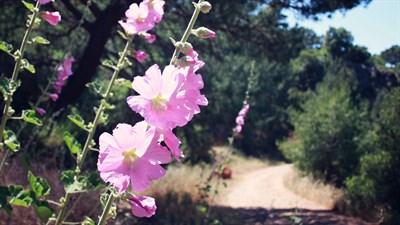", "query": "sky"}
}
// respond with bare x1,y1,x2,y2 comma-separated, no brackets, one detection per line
284,0,400,55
